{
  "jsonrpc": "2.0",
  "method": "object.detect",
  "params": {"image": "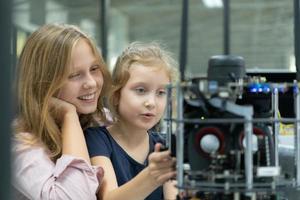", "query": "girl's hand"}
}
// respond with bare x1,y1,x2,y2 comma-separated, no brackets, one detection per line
147,143,176,186
49,97,77,126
